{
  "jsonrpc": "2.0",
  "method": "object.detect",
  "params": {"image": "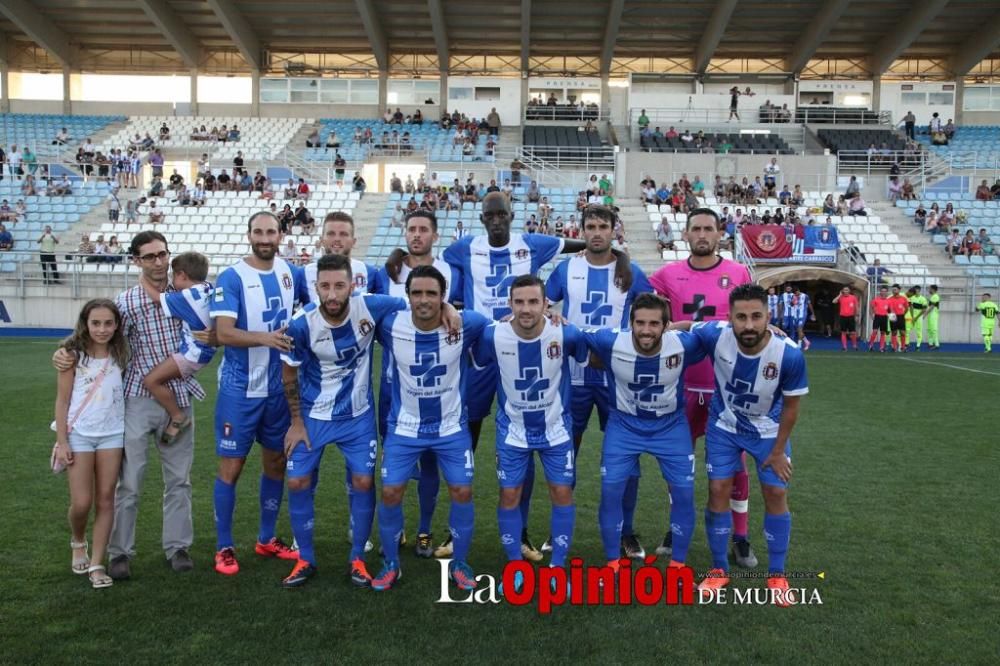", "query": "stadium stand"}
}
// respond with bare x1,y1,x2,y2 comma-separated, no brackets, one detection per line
524,103,600,121
817,128,909,154
639,130,793,154
794,107,882,124
305,119,494,163
0,113,126,153
523,126,606,160
98,116,304,160
916,125,1000,168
